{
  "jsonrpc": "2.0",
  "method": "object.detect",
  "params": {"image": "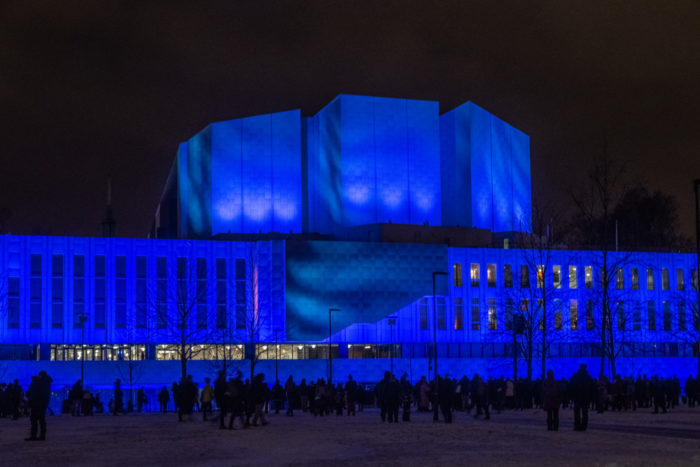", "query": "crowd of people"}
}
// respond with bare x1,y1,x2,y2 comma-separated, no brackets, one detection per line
4,366,700,440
